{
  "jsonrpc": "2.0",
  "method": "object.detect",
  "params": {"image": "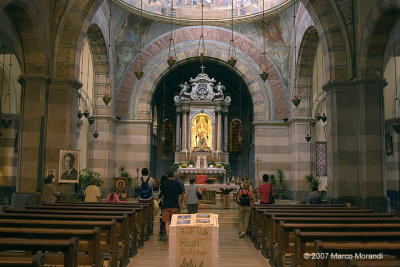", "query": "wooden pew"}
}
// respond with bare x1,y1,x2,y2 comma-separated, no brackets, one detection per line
293,231,400,267
315,240,400,267
4,206,138,254
0,218,120,267
250,206,372,249
0,251,45,267
346,258,400,267
257,210,390,257
265,216,400,260
0,237,78,267
0,213,130,266
275,223,400,267
47,202,151,246
0,227,102,267
54,201,154,240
